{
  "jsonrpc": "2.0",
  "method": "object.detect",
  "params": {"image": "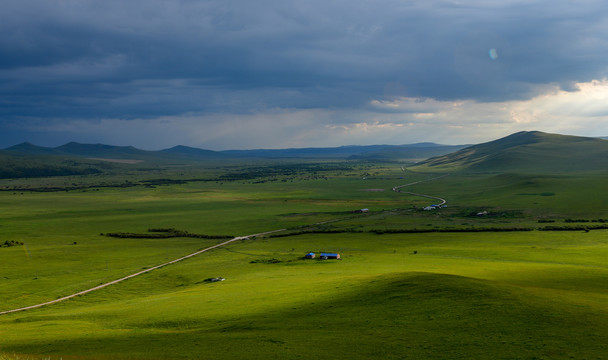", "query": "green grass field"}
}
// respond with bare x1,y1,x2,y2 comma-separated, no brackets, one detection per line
1,162,607,359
